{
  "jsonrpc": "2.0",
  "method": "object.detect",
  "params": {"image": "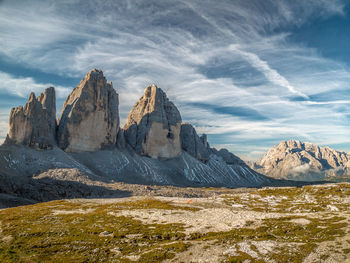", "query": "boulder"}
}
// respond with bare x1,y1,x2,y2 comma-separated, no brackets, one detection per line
124,84,182,159
6,87,56,149
57,69,119,152
180,123,209,162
